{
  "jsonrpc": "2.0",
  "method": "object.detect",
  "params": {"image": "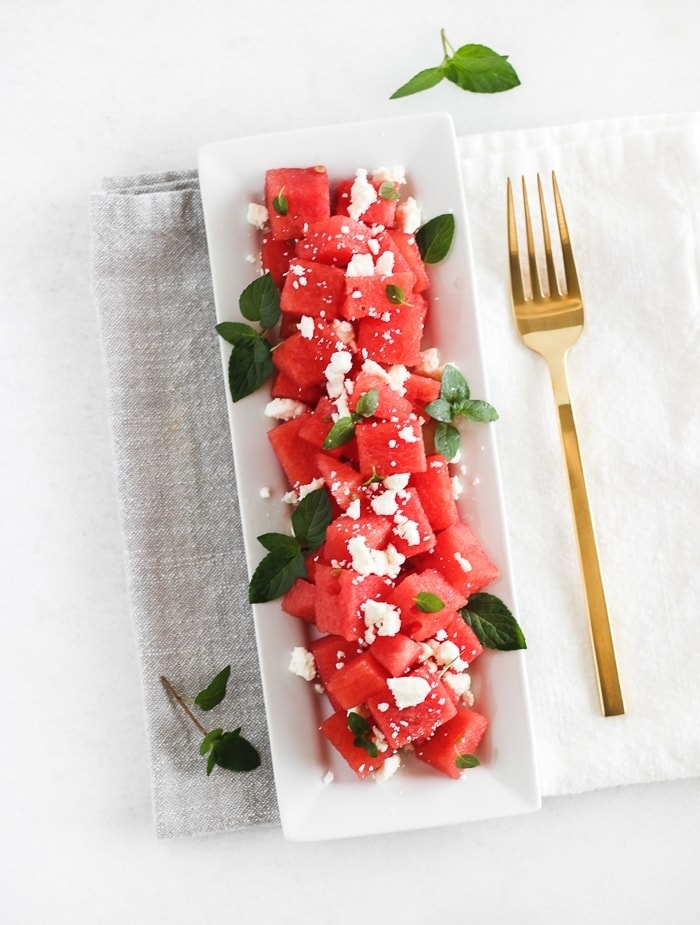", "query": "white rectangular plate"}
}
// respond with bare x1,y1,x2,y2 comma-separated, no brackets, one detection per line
198,113,540,841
